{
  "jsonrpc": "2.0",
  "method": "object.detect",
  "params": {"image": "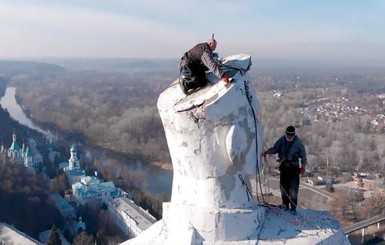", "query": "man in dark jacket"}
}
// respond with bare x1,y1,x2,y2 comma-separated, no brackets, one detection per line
179,39,230,94
263,125,307,215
